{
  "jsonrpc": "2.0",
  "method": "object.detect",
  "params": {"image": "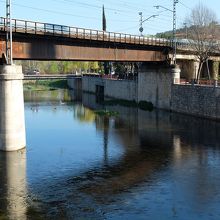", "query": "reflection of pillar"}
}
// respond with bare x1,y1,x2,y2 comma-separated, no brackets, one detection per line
0,149,27,219
0,65,26,151
173,135,182,163
103,116,109,164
